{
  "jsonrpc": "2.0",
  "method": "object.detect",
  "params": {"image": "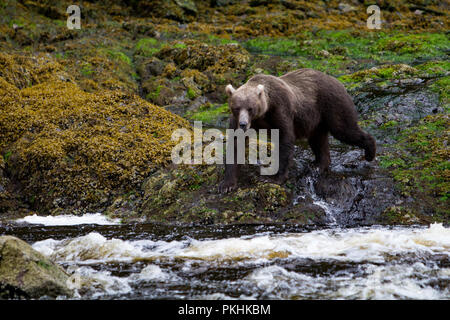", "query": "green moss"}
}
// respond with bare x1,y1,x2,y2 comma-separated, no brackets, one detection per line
378,156,406,169
379,120,399,131
53,20,66,27
103,49,132,66
243,31,449,77
415,61,450,76
186,87,197,99
54,52,65,59
135,38,160,57
8,19,25,28
376,67,395,78
36,260,52,270
173,42,187,49
206,34,237,45
187,103,229,124
380,114,449,217
3,151,12,163
243,38,302,56
375,33,449,59
146,85,162,101
80,63,94,76
430,76,450,105
338,64,418,84
383,206,421,224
